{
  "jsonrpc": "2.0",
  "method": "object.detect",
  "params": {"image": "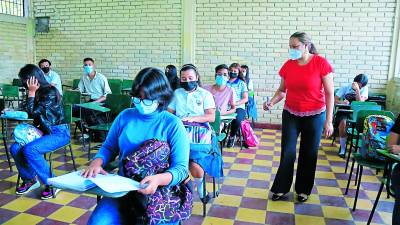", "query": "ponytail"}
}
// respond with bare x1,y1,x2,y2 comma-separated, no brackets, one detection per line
308,43,318,54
